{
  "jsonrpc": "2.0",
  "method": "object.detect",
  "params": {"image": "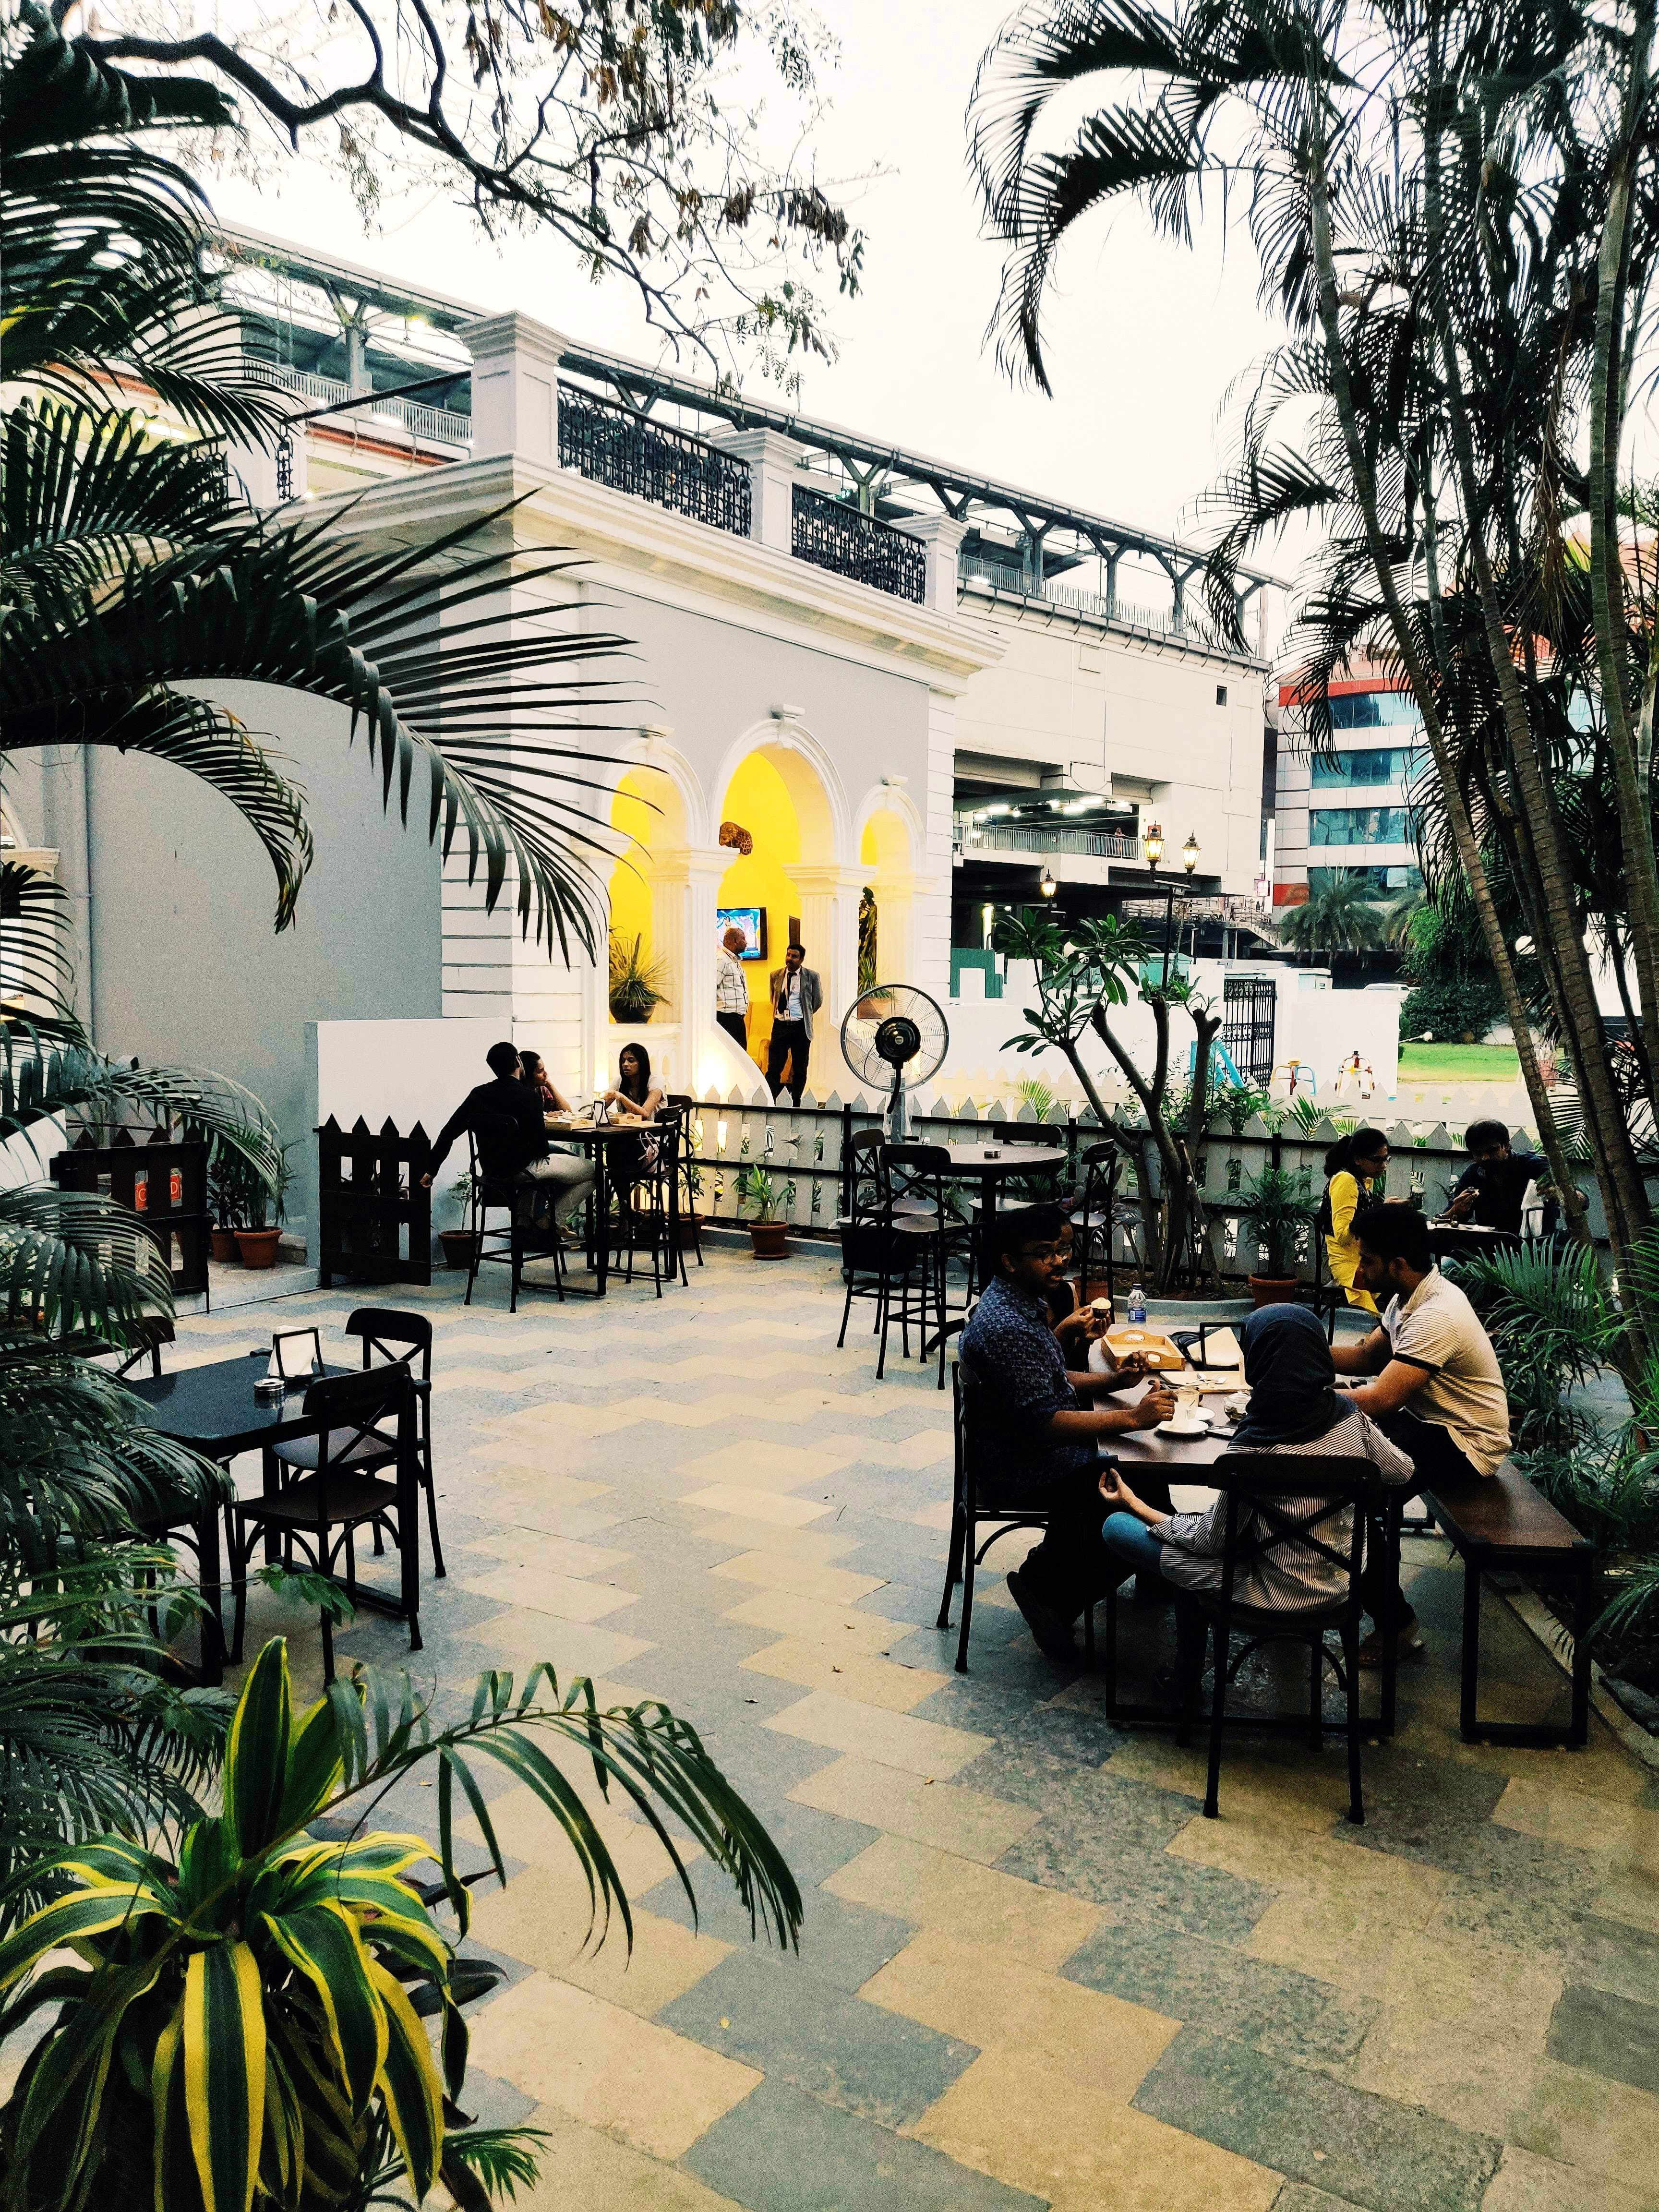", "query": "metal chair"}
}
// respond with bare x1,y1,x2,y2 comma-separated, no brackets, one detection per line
666,1094,705,1267
225,1362,421,1680
885,1142,975,1389
609,1108,682,1297
936,1359,1096,1673
1102,1453,1385,1824
344,1307,445,1578
1066,1140,1123,1300
464,1132,566,1312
